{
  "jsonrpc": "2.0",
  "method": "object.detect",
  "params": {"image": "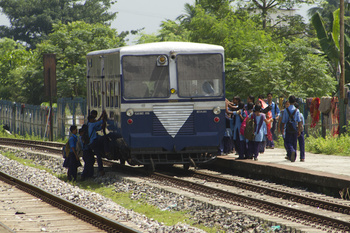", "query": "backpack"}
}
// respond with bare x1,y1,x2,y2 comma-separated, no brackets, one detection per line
239,110,249,135
62,141,70,158
286,108,297,134
244,116,256,141
244,113,265,141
